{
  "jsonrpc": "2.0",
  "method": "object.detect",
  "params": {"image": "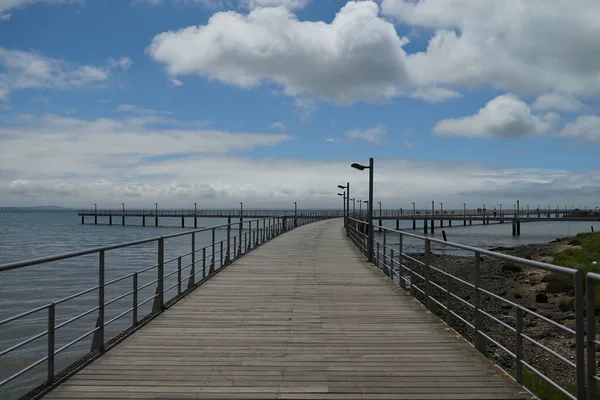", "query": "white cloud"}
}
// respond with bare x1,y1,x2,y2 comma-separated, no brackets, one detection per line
0,114,294,183
117,104,172,115
0,48,130,100
147,1,409,104
1,146,598,209
169,77,183,86
0,0,78,20
269,121,286,129
560,115,600,142
382,0,600,97
345,125,387,144
433,94,555,138
239,0,309,9
532,93,584,112
410,86,461,102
